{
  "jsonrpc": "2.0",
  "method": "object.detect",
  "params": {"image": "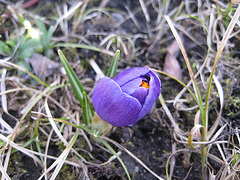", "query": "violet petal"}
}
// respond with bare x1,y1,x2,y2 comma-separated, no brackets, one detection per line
130,87,149,105
113,67,151,87
136,71,161,121
92,77,142,127
120,77,142,94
